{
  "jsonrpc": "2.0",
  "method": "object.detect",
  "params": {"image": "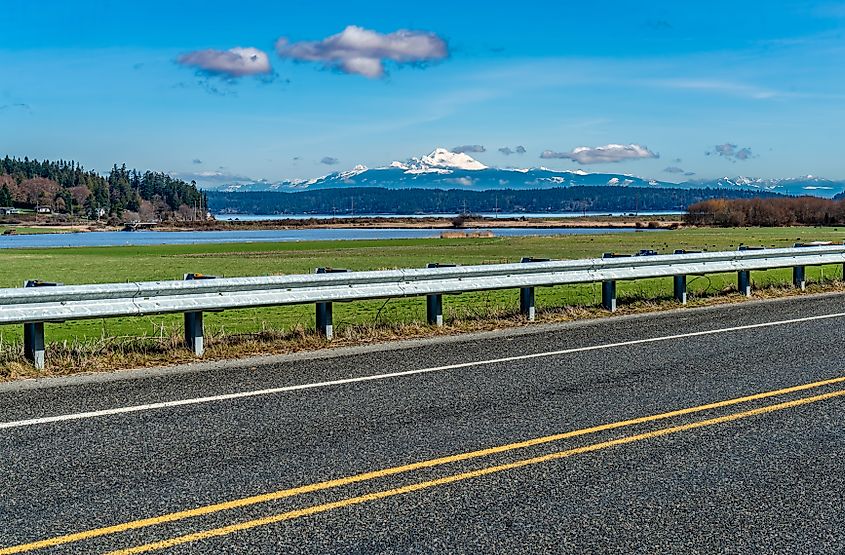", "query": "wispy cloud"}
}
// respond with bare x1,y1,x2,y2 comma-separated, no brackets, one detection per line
499,145,526,155
648,78,781,100
0,102,32,113
275,25,448,78
177,47,273,78
643,19,673,30
541,144,658,164
451,144,485,154
169,170,261,187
